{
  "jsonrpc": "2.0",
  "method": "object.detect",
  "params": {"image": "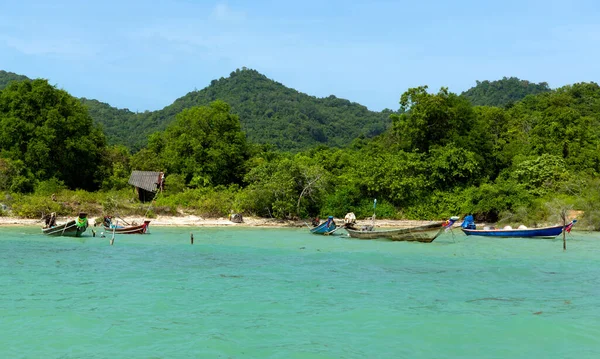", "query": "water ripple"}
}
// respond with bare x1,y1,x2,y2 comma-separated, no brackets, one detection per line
1,227,600,358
